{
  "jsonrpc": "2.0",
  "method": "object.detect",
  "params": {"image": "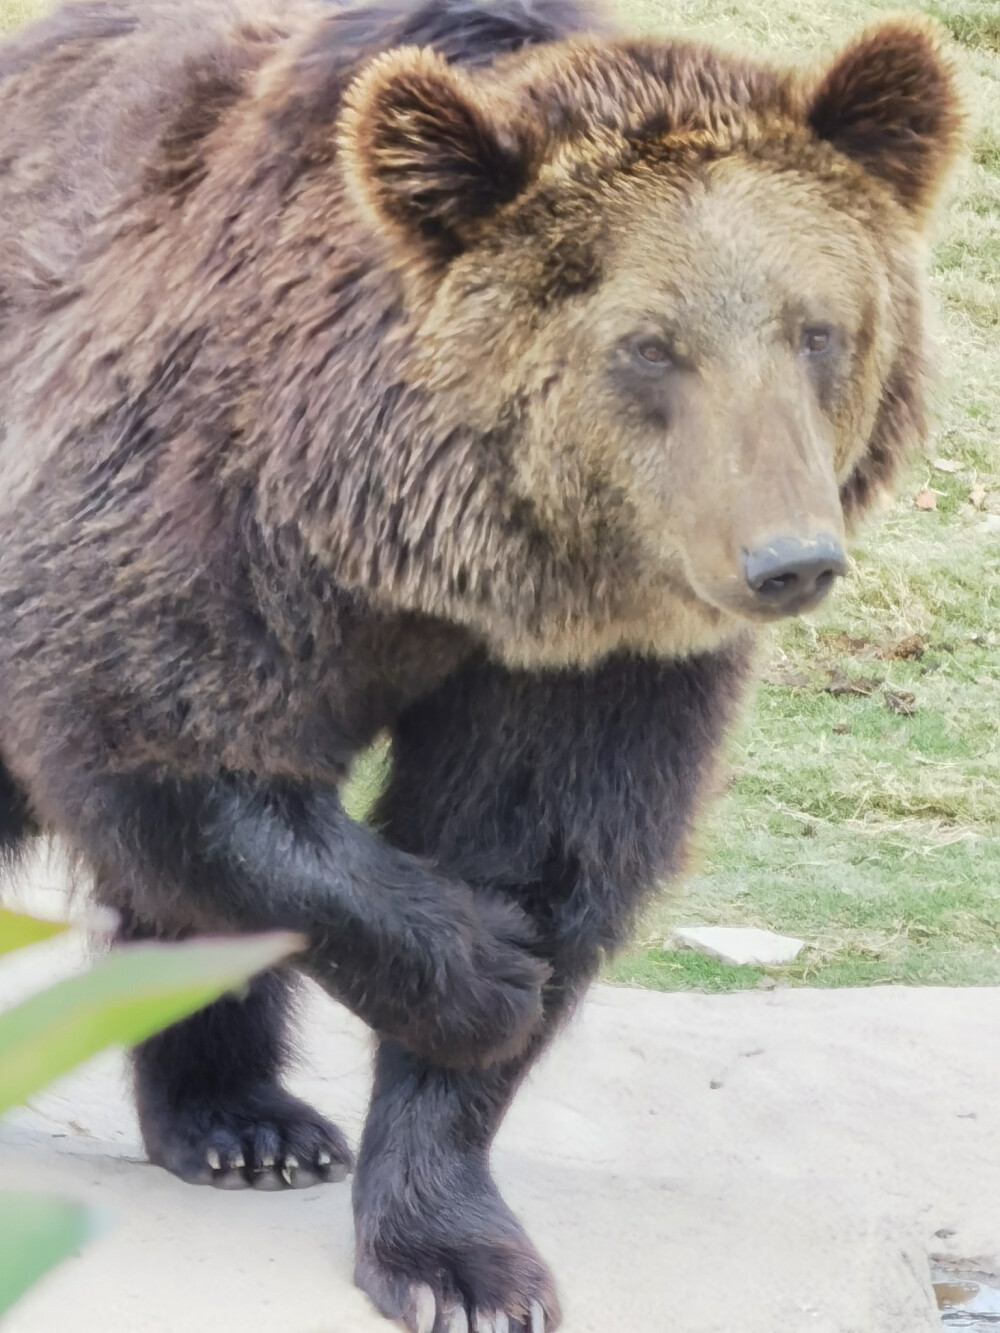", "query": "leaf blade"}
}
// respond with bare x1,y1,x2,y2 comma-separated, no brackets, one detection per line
0,908,69,958
0,1193,107,1314
0,933,302,1114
